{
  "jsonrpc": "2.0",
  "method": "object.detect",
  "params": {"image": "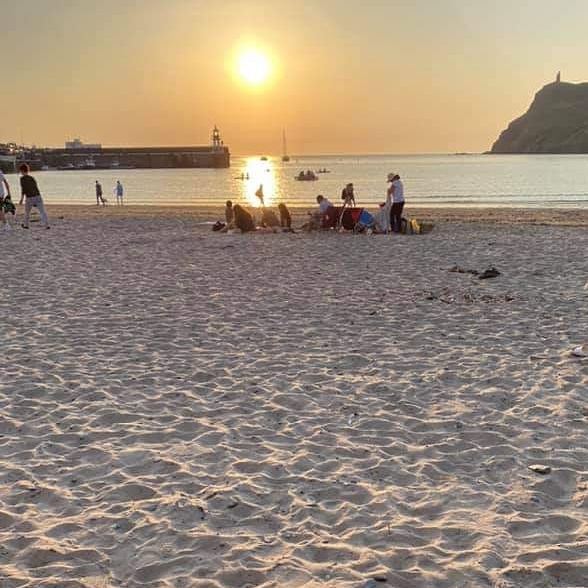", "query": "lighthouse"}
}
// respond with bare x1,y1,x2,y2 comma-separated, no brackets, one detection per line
211,126,223,152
